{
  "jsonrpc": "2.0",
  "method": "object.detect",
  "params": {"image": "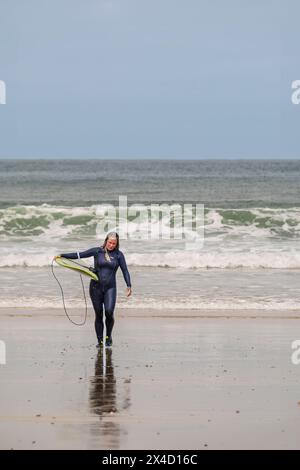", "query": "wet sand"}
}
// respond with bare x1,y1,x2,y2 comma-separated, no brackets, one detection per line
1,308,300,449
